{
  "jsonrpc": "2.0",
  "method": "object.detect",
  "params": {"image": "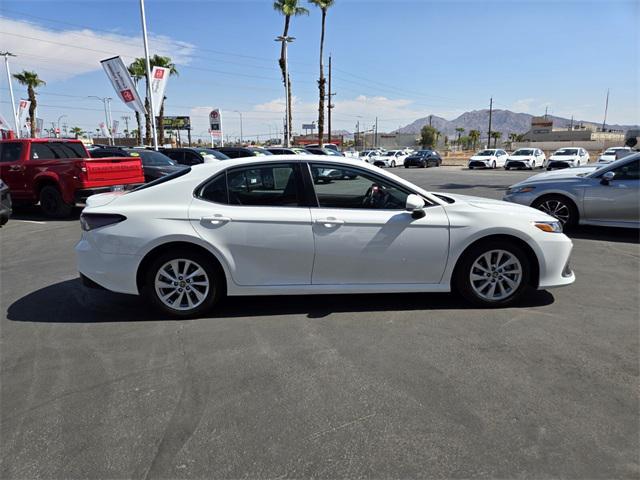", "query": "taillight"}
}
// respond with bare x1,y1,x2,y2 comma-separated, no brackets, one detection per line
80,213,126,231
77,161,88,174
